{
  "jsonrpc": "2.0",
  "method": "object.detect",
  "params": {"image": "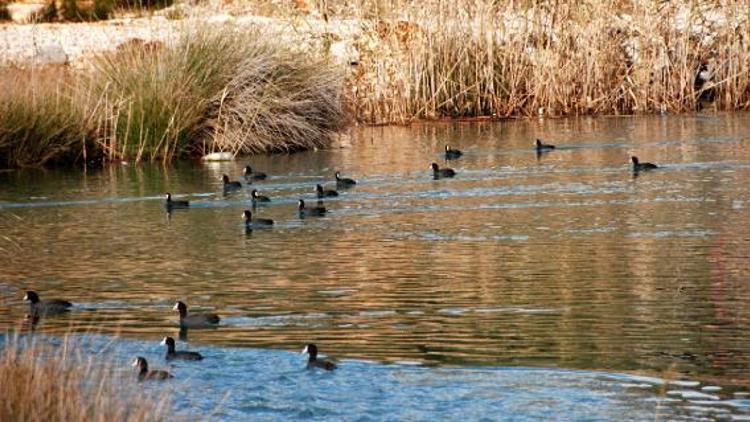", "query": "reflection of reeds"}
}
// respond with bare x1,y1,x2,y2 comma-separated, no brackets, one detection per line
0,28,347,167
0,333,171,421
